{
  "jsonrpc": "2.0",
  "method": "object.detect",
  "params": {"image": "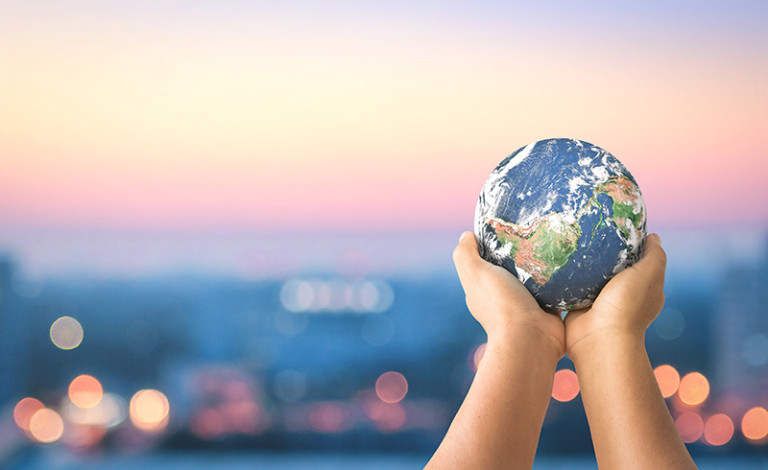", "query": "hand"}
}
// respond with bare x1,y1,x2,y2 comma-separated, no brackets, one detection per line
564,233,667,360
453,231,565,358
